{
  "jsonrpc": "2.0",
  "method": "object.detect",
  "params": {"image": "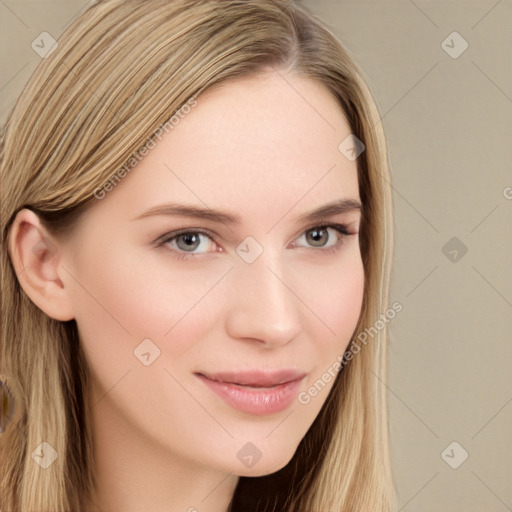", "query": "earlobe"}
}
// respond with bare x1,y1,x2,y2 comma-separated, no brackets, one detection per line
8,208,75,321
